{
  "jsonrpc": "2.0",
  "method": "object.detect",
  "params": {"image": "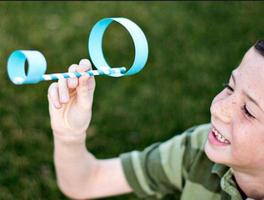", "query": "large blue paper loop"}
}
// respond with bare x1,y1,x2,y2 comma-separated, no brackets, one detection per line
88,17,148,77
7,50,47,84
